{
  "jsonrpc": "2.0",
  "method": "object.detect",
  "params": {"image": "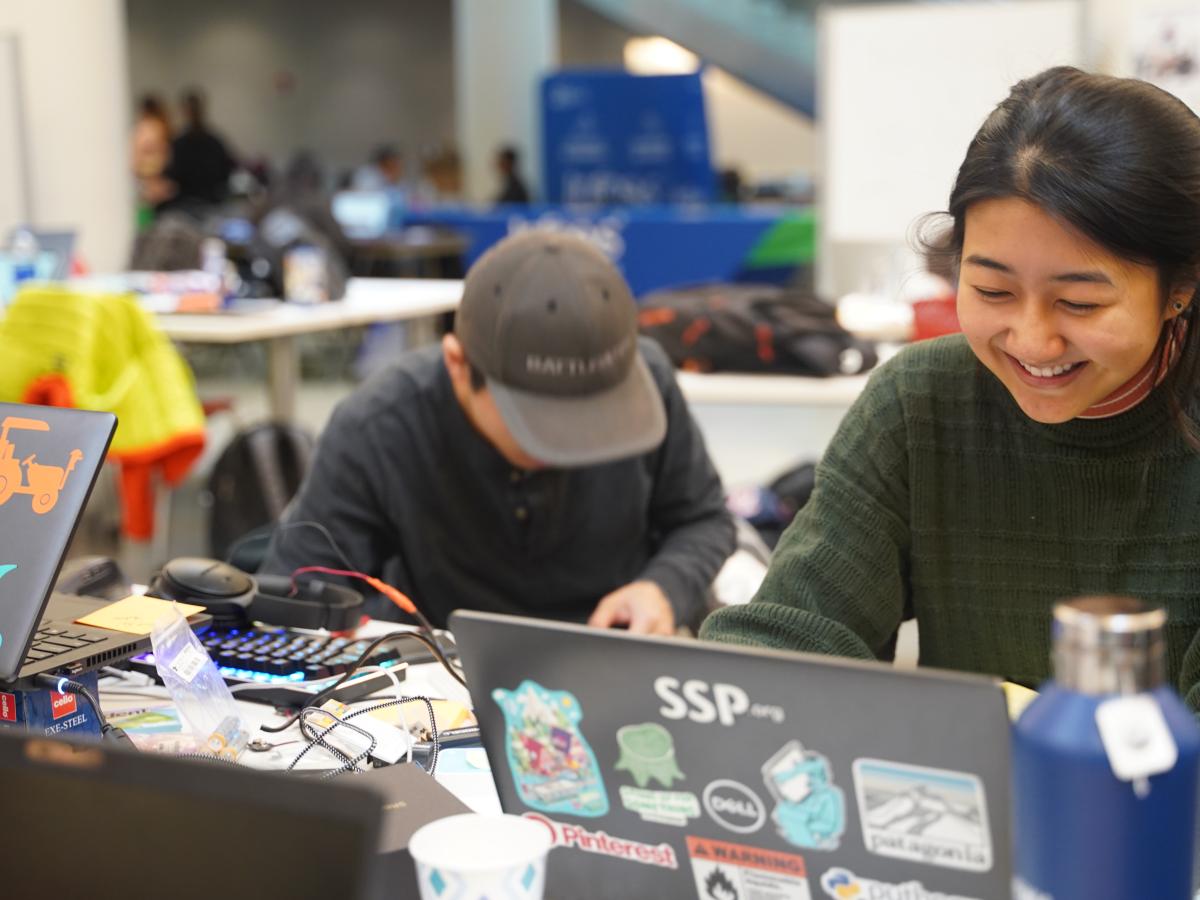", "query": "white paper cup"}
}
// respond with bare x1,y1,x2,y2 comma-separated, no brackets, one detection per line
409,813,552,900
